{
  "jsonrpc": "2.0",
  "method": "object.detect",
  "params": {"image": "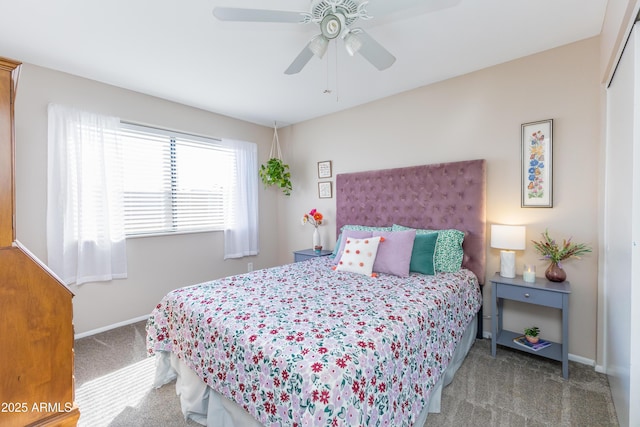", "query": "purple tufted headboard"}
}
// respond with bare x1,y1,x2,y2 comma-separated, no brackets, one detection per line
336,159,486,284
